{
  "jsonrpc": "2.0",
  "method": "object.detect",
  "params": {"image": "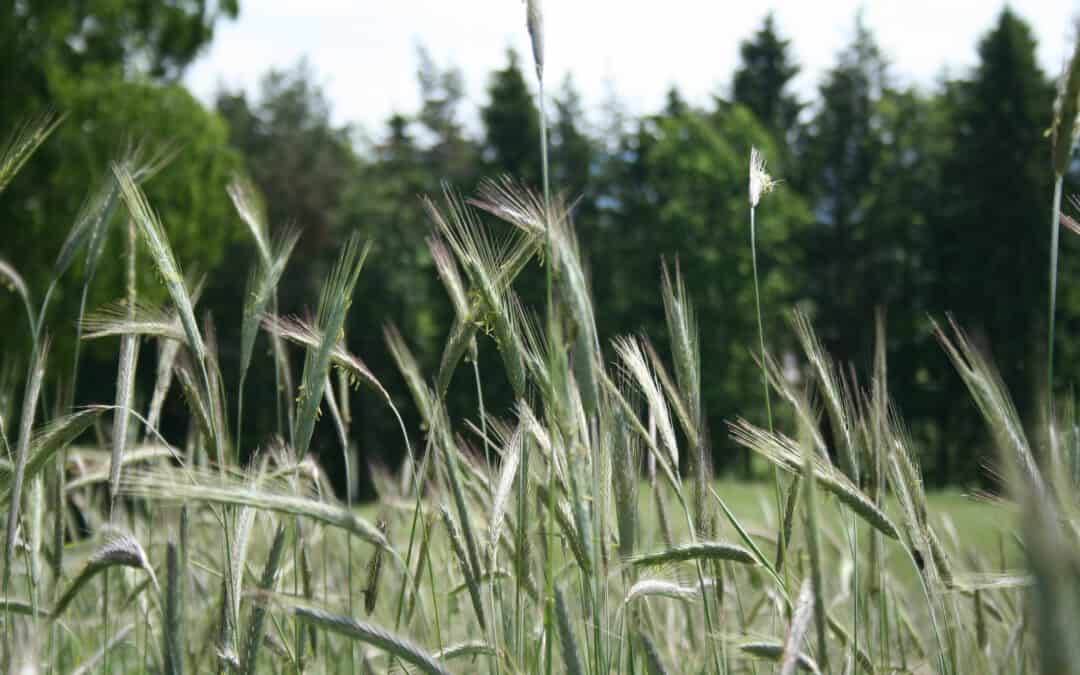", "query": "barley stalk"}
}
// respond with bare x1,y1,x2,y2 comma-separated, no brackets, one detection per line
292,606,451,675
